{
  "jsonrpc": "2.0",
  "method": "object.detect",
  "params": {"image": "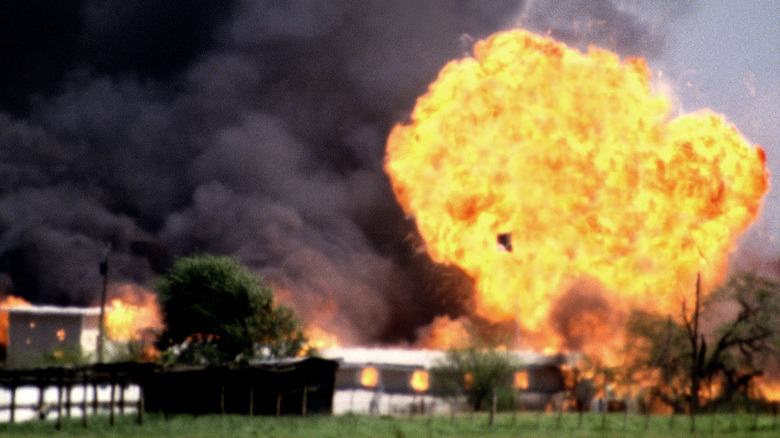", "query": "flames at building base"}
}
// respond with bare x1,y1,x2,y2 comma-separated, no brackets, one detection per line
385,29,768,359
